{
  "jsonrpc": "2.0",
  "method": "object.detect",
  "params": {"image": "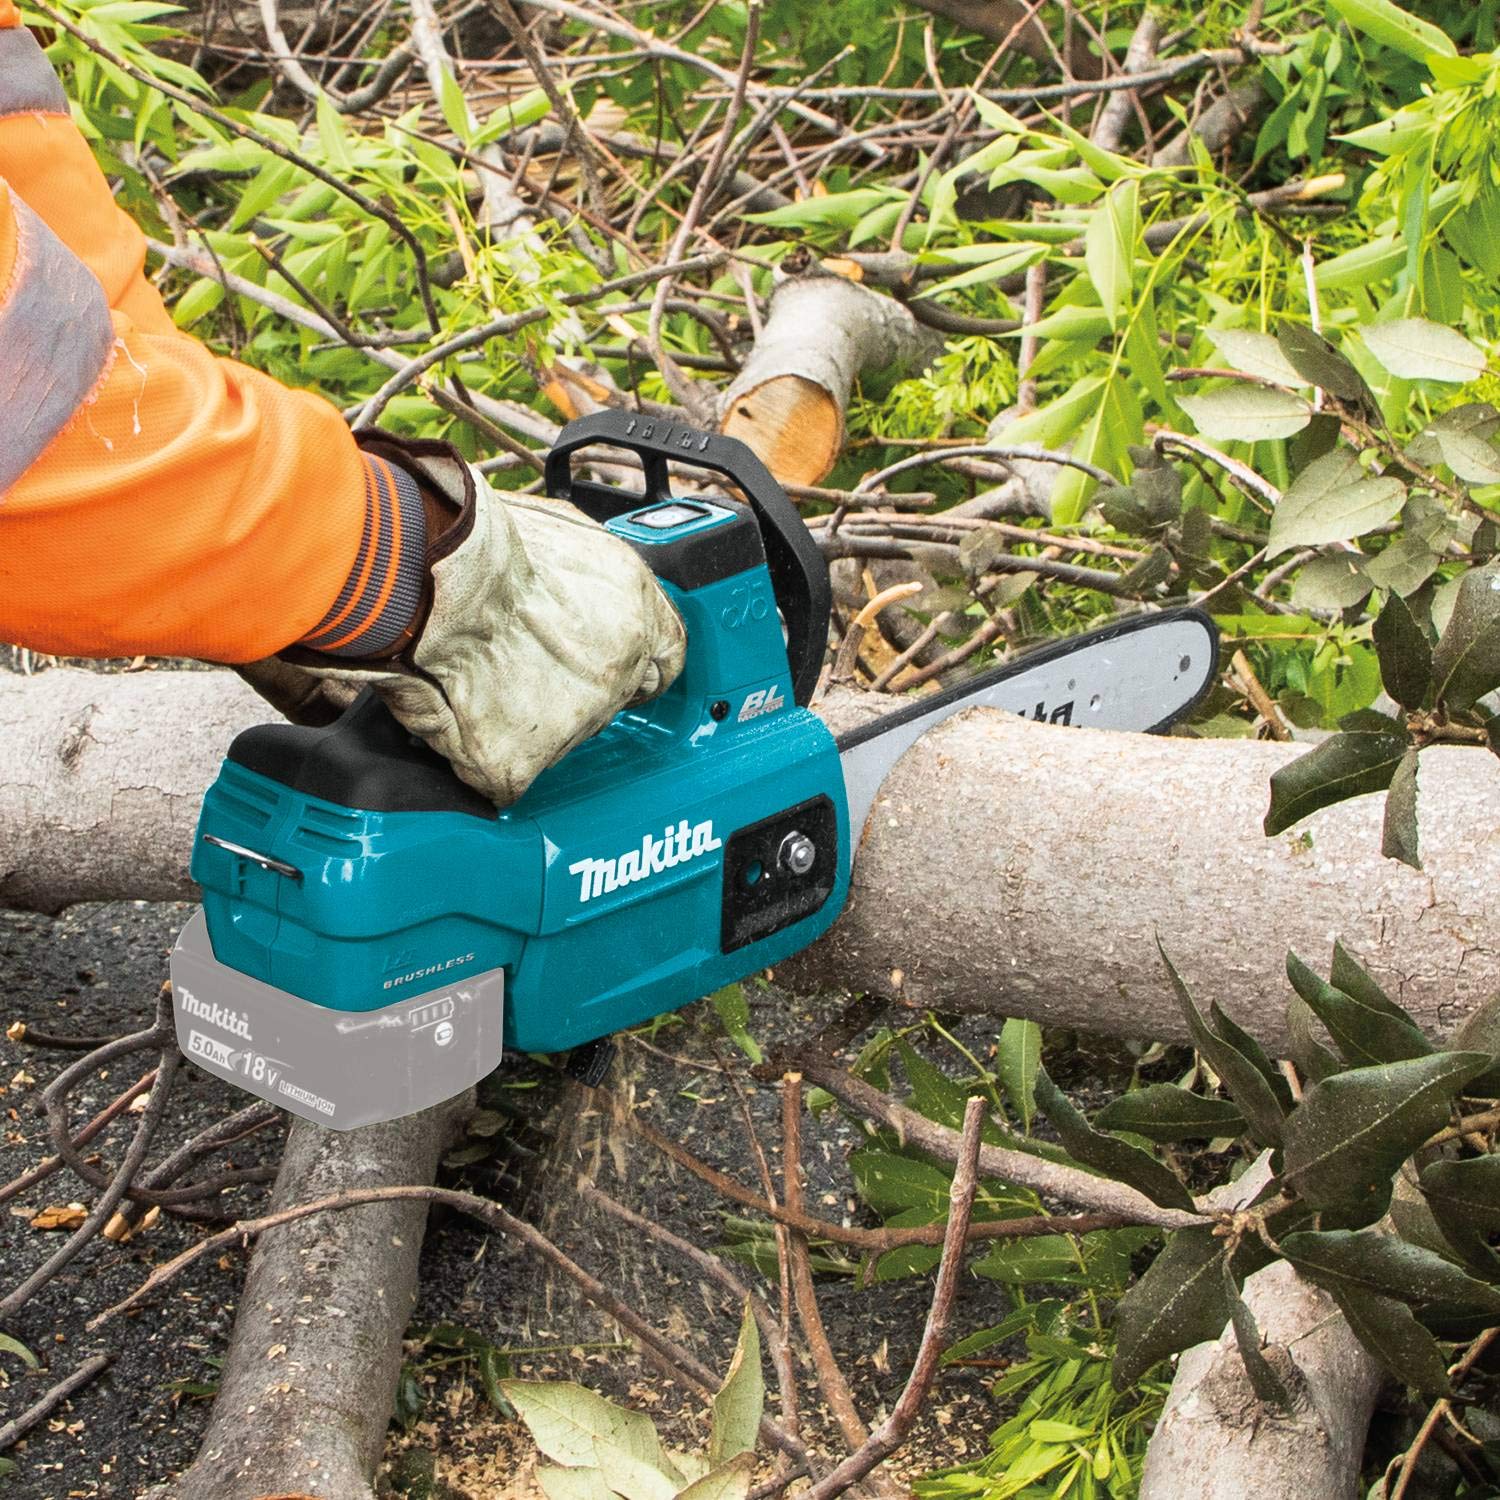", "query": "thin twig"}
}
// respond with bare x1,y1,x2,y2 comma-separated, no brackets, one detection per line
0,1353,112,1454
801,1096,987,1500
